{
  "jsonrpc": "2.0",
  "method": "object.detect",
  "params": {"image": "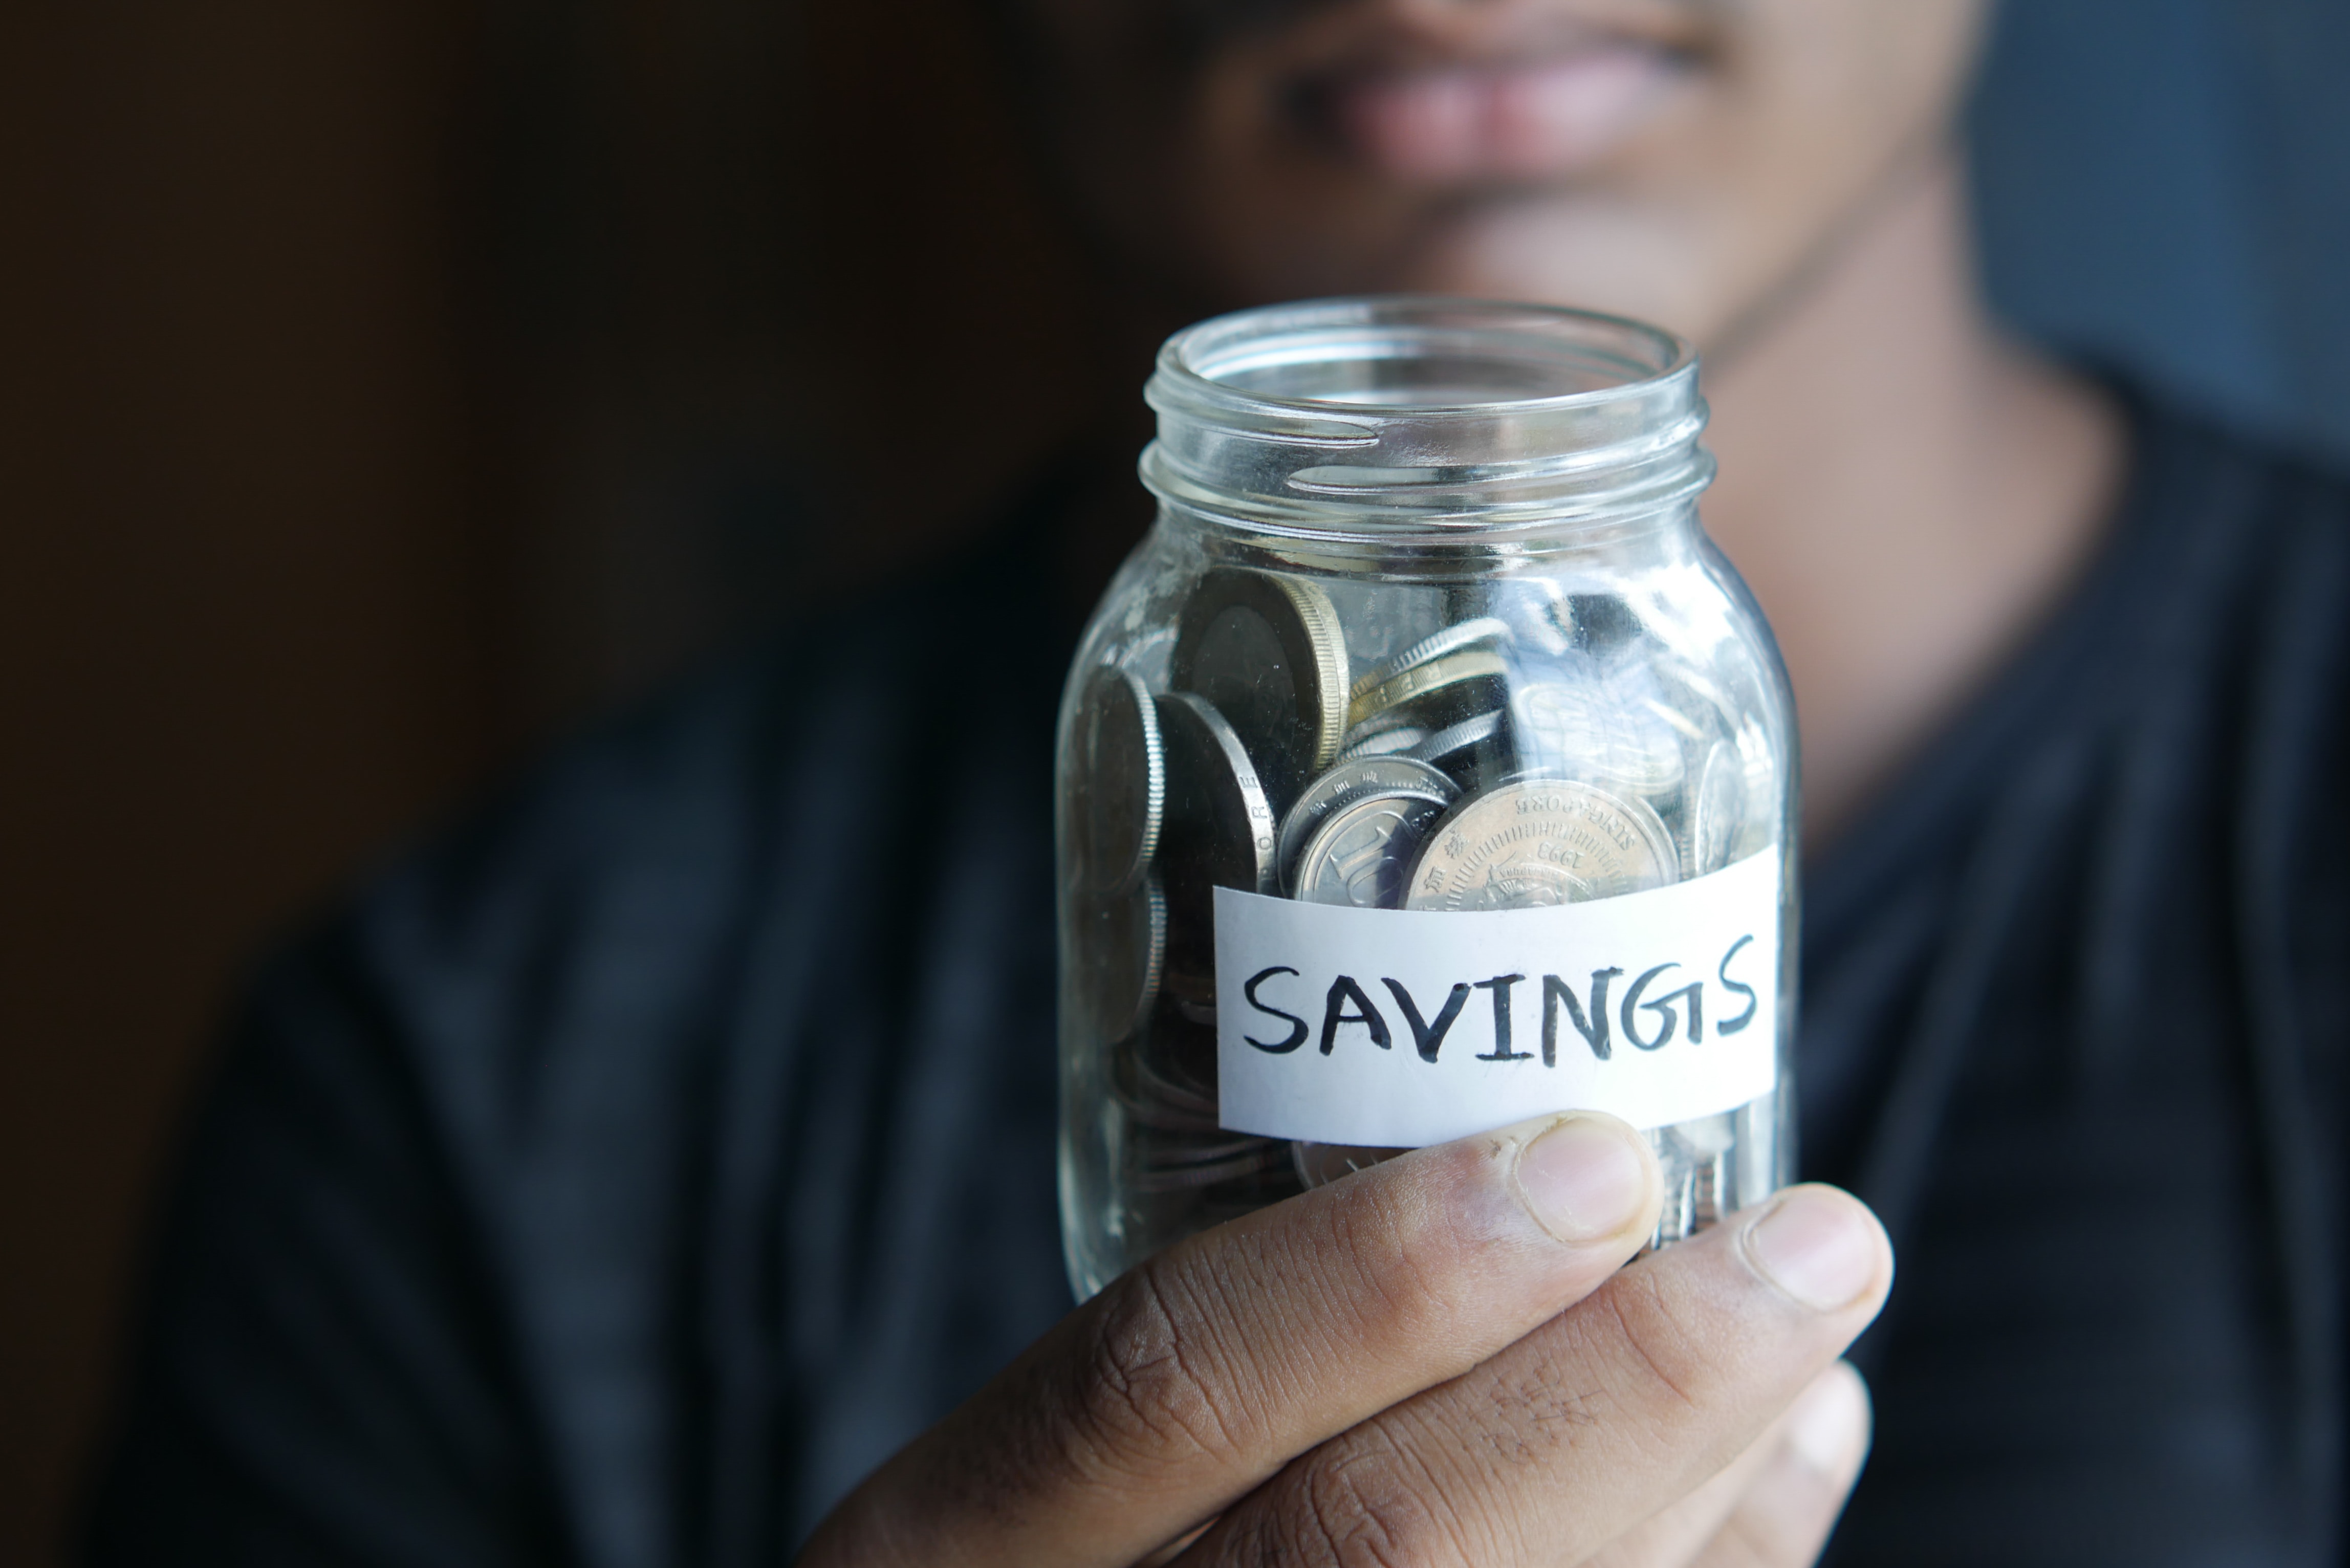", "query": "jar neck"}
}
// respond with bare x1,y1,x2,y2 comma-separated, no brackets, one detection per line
1138,296,1714,552
1152,496,1709,577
